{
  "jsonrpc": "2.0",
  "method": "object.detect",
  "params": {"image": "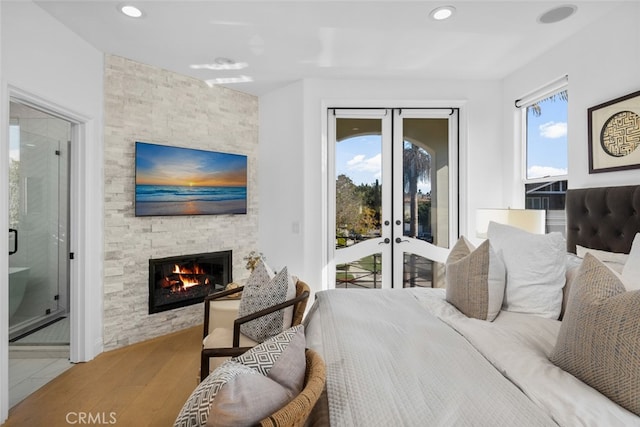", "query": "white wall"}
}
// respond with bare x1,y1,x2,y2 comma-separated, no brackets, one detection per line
259,78,504,295
502,2,640,206
1,1,104,422
258,81,305,276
